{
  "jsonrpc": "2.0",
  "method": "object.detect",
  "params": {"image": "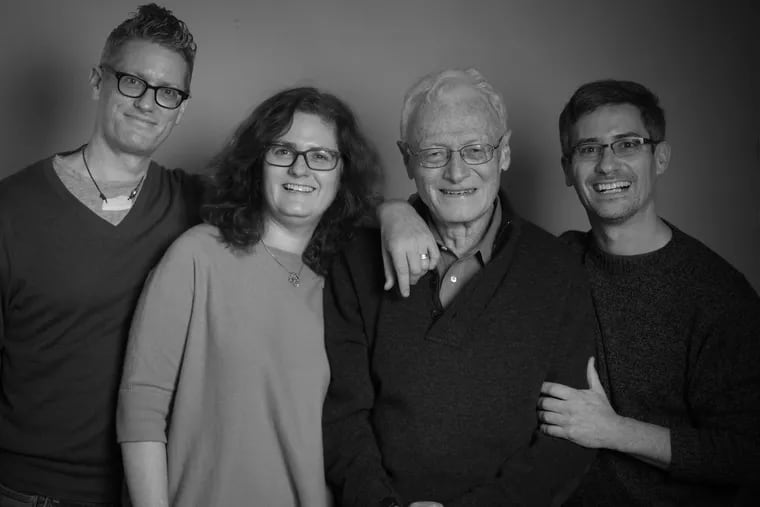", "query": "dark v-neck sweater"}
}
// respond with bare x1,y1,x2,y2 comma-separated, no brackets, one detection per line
323,199,599,507
0,155,201,502
561,226,760,506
